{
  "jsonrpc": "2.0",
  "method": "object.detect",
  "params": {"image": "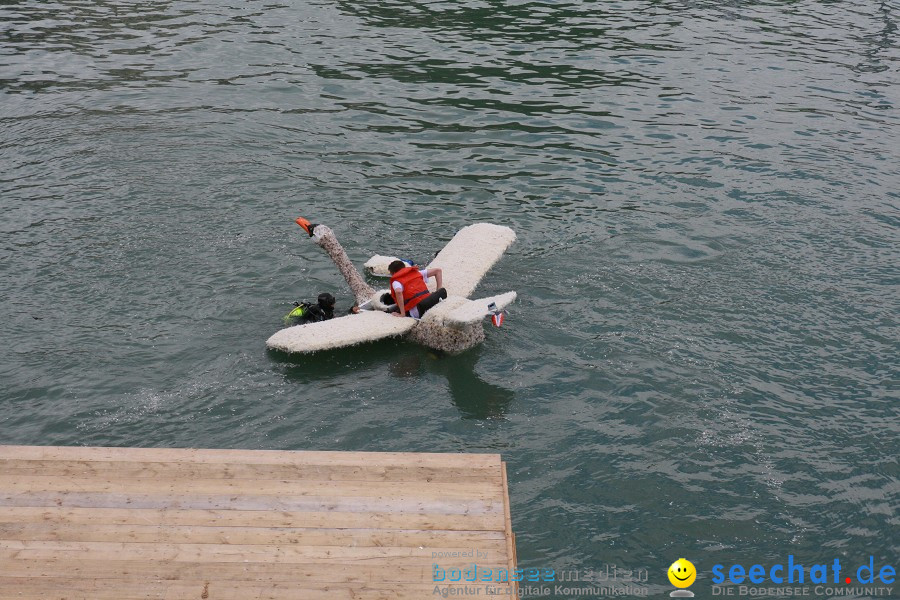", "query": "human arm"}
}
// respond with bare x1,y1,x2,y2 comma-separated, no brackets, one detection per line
426,268,443,290
393,289,406,317
397,290,406,317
